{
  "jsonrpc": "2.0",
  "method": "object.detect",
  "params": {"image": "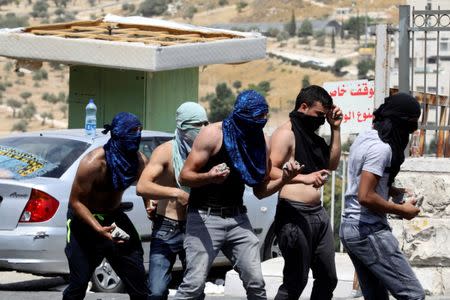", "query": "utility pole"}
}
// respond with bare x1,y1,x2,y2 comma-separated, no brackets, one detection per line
364,0,368,47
